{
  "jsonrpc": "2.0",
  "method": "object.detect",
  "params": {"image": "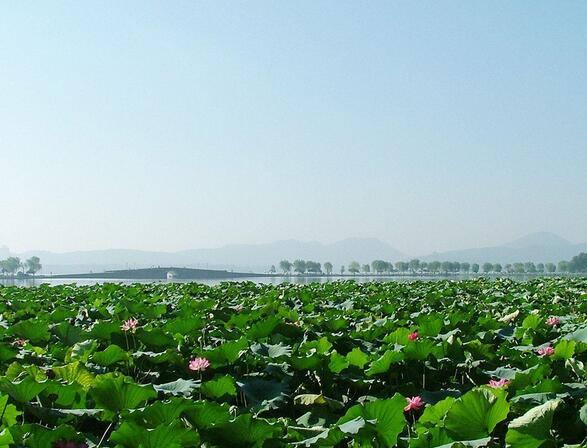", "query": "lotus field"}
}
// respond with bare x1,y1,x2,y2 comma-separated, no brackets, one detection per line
0,278,586,447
